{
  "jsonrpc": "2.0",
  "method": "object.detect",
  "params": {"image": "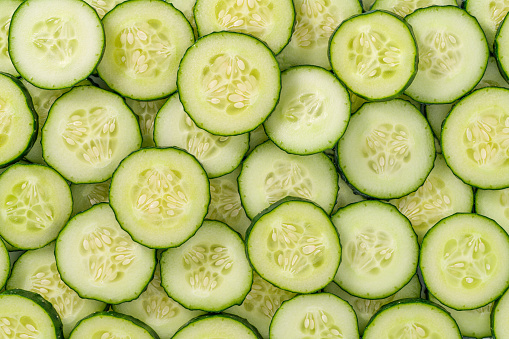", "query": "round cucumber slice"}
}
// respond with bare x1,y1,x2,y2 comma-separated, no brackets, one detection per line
55,203,156,304
109,147,210,248
493,288,509,338
420,213,509,310
467,0,509,51
173,314,262,339
193,0,294,54
329,10,418,101
154,93,249,178
371,0,457,17
177,31,281,136
337,99,435,199
0,0,22,76
476,187,509,235
363,299,462,339
69,312,159,339
8,0,104,89
246,198,341,294
269,293,359,339
97,0,194,100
